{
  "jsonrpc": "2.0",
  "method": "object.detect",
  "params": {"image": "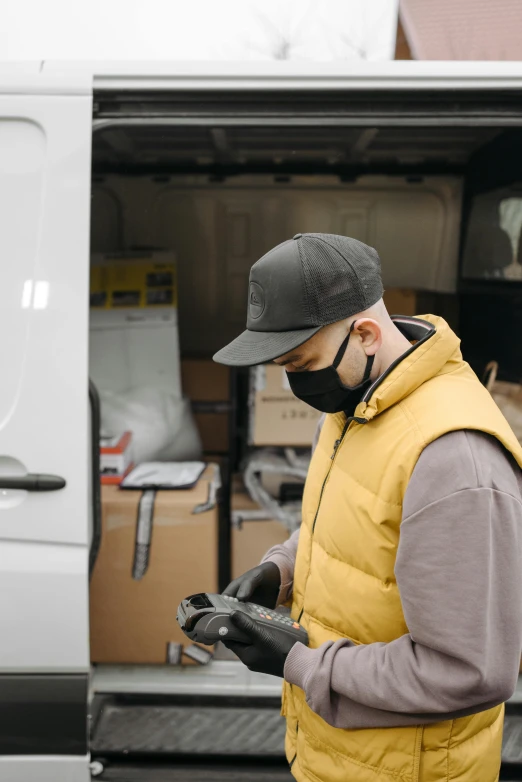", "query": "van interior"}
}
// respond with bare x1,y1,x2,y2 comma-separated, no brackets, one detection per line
86,97,522,765
90,120,522,375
